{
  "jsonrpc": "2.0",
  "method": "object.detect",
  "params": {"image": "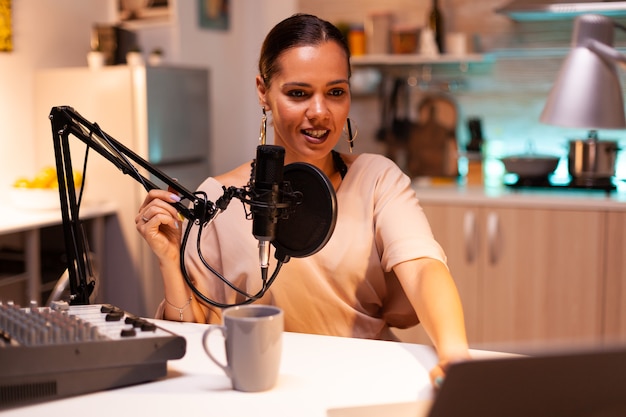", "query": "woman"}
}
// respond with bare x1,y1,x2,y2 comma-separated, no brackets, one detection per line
136,13,469,386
